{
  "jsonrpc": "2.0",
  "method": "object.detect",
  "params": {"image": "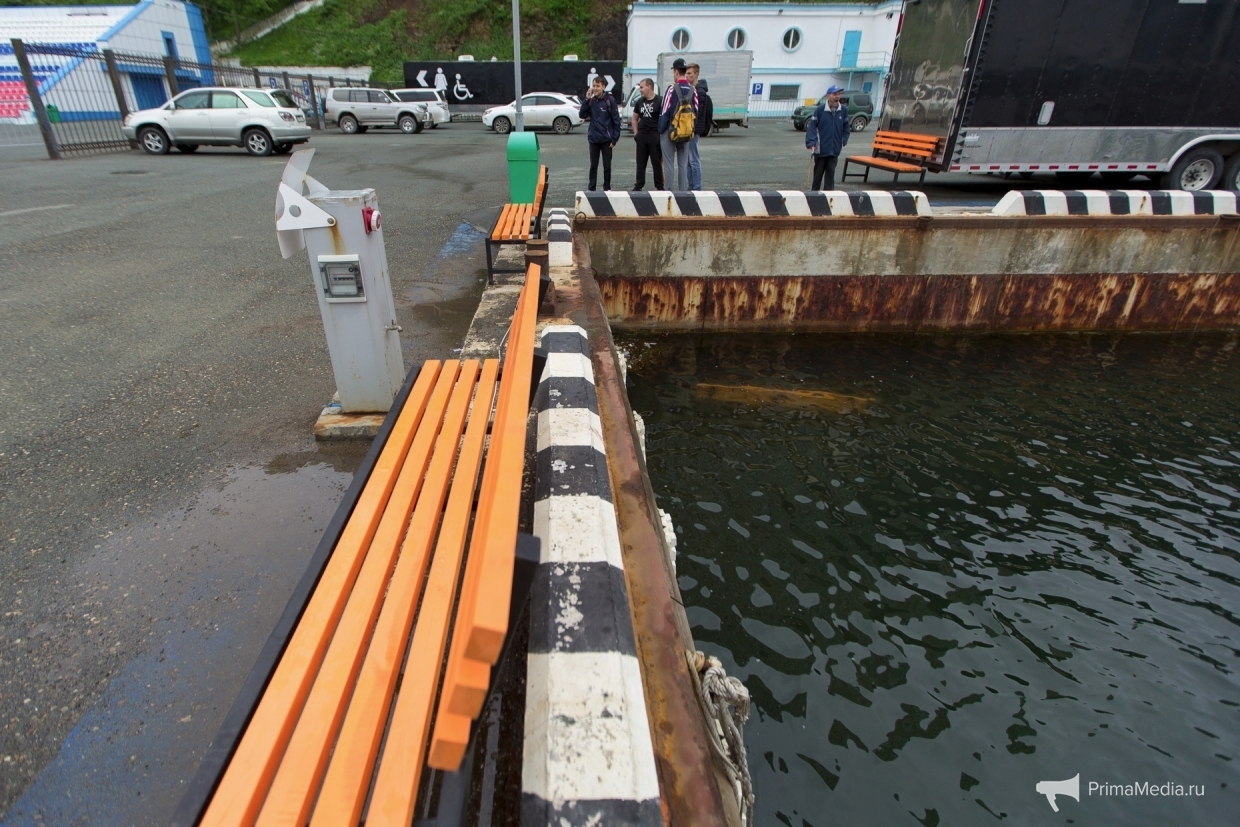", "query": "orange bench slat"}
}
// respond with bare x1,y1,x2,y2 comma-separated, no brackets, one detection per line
308,361,485,826
199,363,443,827
850,156,926,173
491,204,514,241
363,359,500,827
254,362,464,827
